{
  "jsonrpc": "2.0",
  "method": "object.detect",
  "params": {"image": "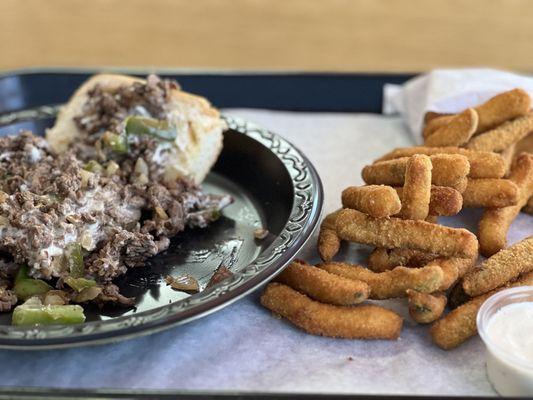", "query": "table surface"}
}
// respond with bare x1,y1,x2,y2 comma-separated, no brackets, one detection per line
2,0,533,73
2,108,531,396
